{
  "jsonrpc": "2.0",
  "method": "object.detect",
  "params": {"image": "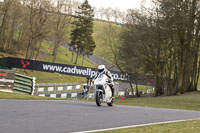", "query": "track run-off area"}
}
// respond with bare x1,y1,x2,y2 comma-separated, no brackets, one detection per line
0,100,200,133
